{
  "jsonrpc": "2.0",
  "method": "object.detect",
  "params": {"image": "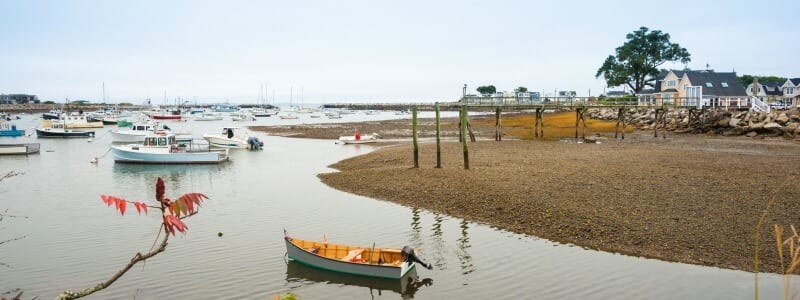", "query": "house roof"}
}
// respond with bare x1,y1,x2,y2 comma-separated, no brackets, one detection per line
684,70,747,96
639,88,655,94
662,88,678,93
791,78,800,86
605,91,630,96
